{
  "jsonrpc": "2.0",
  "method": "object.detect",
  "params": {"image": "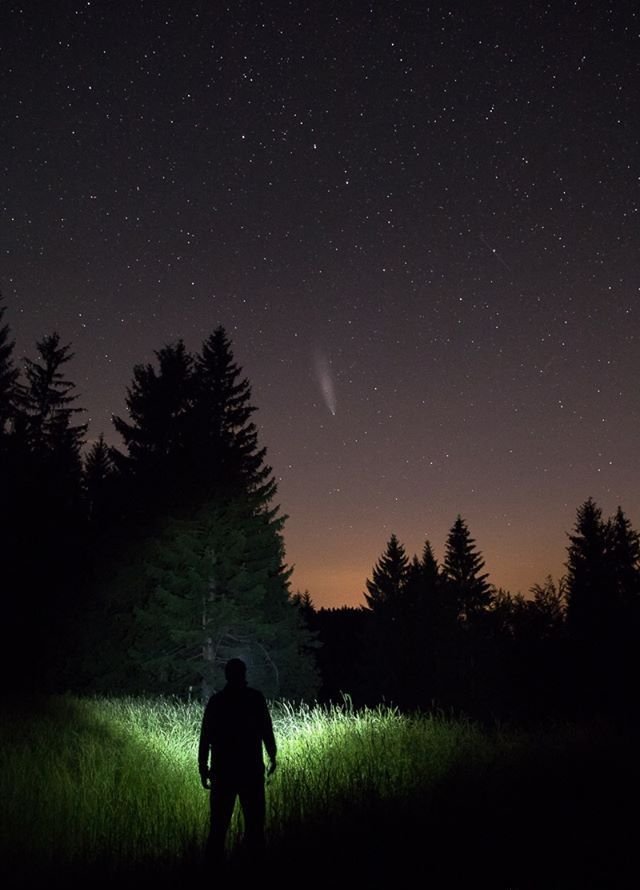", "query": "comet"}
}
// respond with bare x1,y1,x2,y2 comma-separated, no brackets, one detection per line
313,352,337,416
